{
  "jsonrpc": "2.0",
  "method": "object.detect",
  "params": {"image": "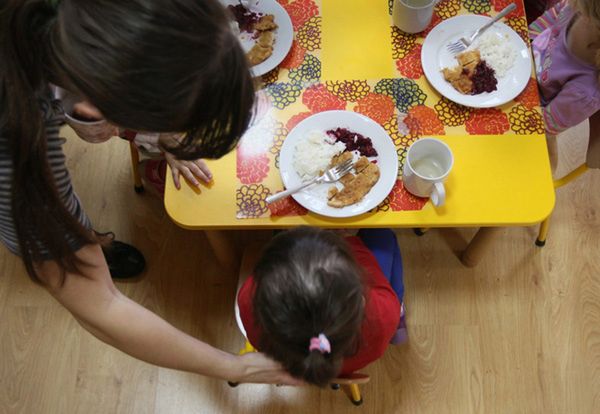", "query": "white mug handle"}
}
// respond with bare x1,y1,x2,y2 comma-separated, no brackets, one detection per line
431,182,445,207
